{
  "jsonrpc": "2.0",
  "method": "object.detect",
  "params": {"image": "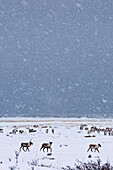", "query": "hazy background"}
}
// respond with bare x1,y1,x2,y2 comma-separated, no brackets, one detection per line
0,0,113,117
